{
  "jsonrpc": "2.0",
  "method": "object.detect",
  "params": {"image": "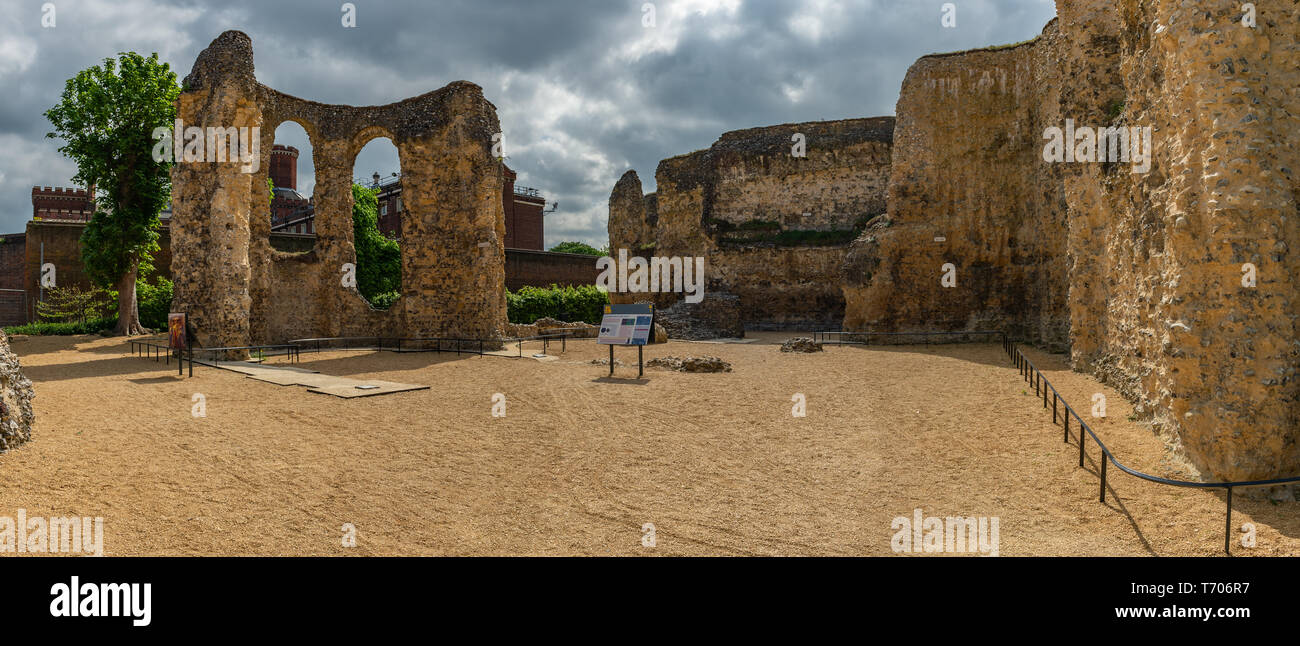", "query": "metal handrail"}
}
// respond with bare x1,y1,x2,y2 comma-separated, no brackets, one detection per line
287,336,490,356
128,338,195,377
819,328,1300,554
508,330,582,357
813,330,1004,344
